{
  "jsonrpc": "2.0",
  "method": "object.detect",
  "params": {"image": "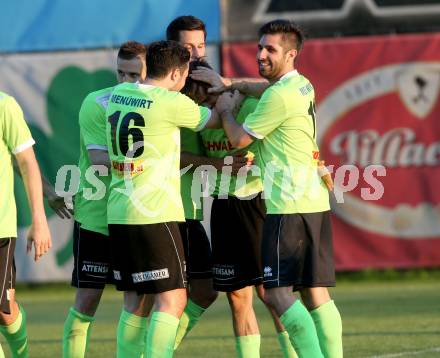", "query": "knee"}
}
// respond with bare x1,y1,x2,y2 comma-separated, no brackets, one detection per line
206,289,219,306
155,289,187,316
189,279,218,308
261,289,278,310
227,288,253,313
195,291,218,309
256,286,279,312
190,288,218,309
300,288,330,311
0,300,19,325
139,295,155,316
124,293,154,317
